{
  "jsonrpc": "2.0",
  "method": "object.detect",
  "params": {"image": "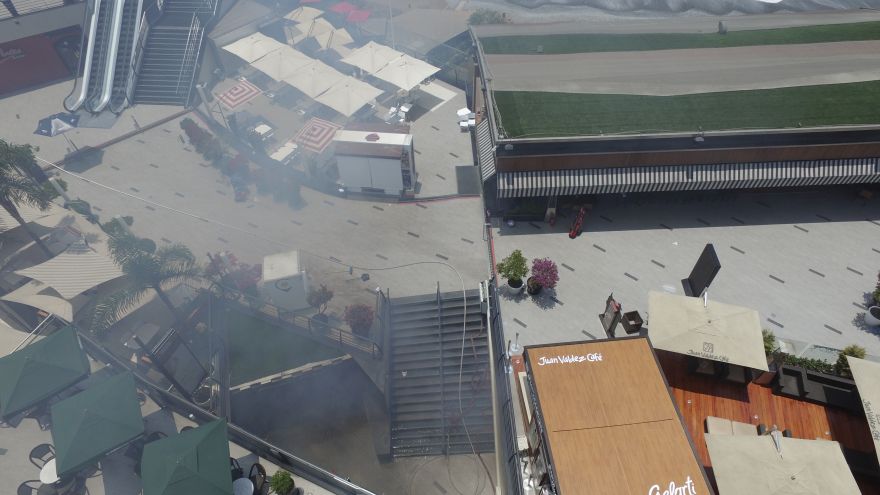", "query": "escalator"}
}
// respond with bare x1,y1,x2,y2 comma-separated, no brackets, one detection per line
109,0,144,112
